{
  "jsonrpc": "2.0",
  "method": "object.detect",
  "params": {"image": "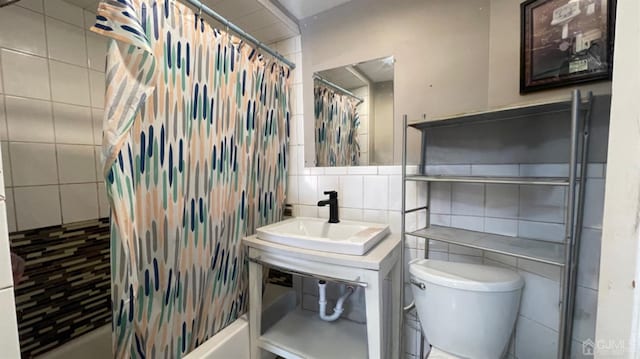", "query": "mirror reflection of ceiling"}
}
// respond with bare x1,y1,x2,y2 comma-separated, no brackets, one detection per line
62,0,299,44
317,58,394,90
